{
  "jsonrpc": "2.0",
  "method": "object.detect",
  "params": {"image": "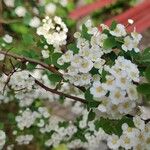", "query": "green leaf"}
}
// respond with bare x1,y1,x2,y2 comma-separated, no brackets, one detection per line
22,34,34,45
52,144,68,150
85,89,93,101
66,2,75,11
140,47,150,64
110,20,117,30
87,101,100,108
51,53,69,69
67,43,79,54
101,69,107,82
23,13,32,25
103,37,117,49
145,67,150,82
48,74,62,83
10,23,29,34
137,83,150,95
88,110,96,121
59,121,69,128
0,123,4,130
22,50,39,59
81,24,92,40
26,63,37,71
95,116,134,136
